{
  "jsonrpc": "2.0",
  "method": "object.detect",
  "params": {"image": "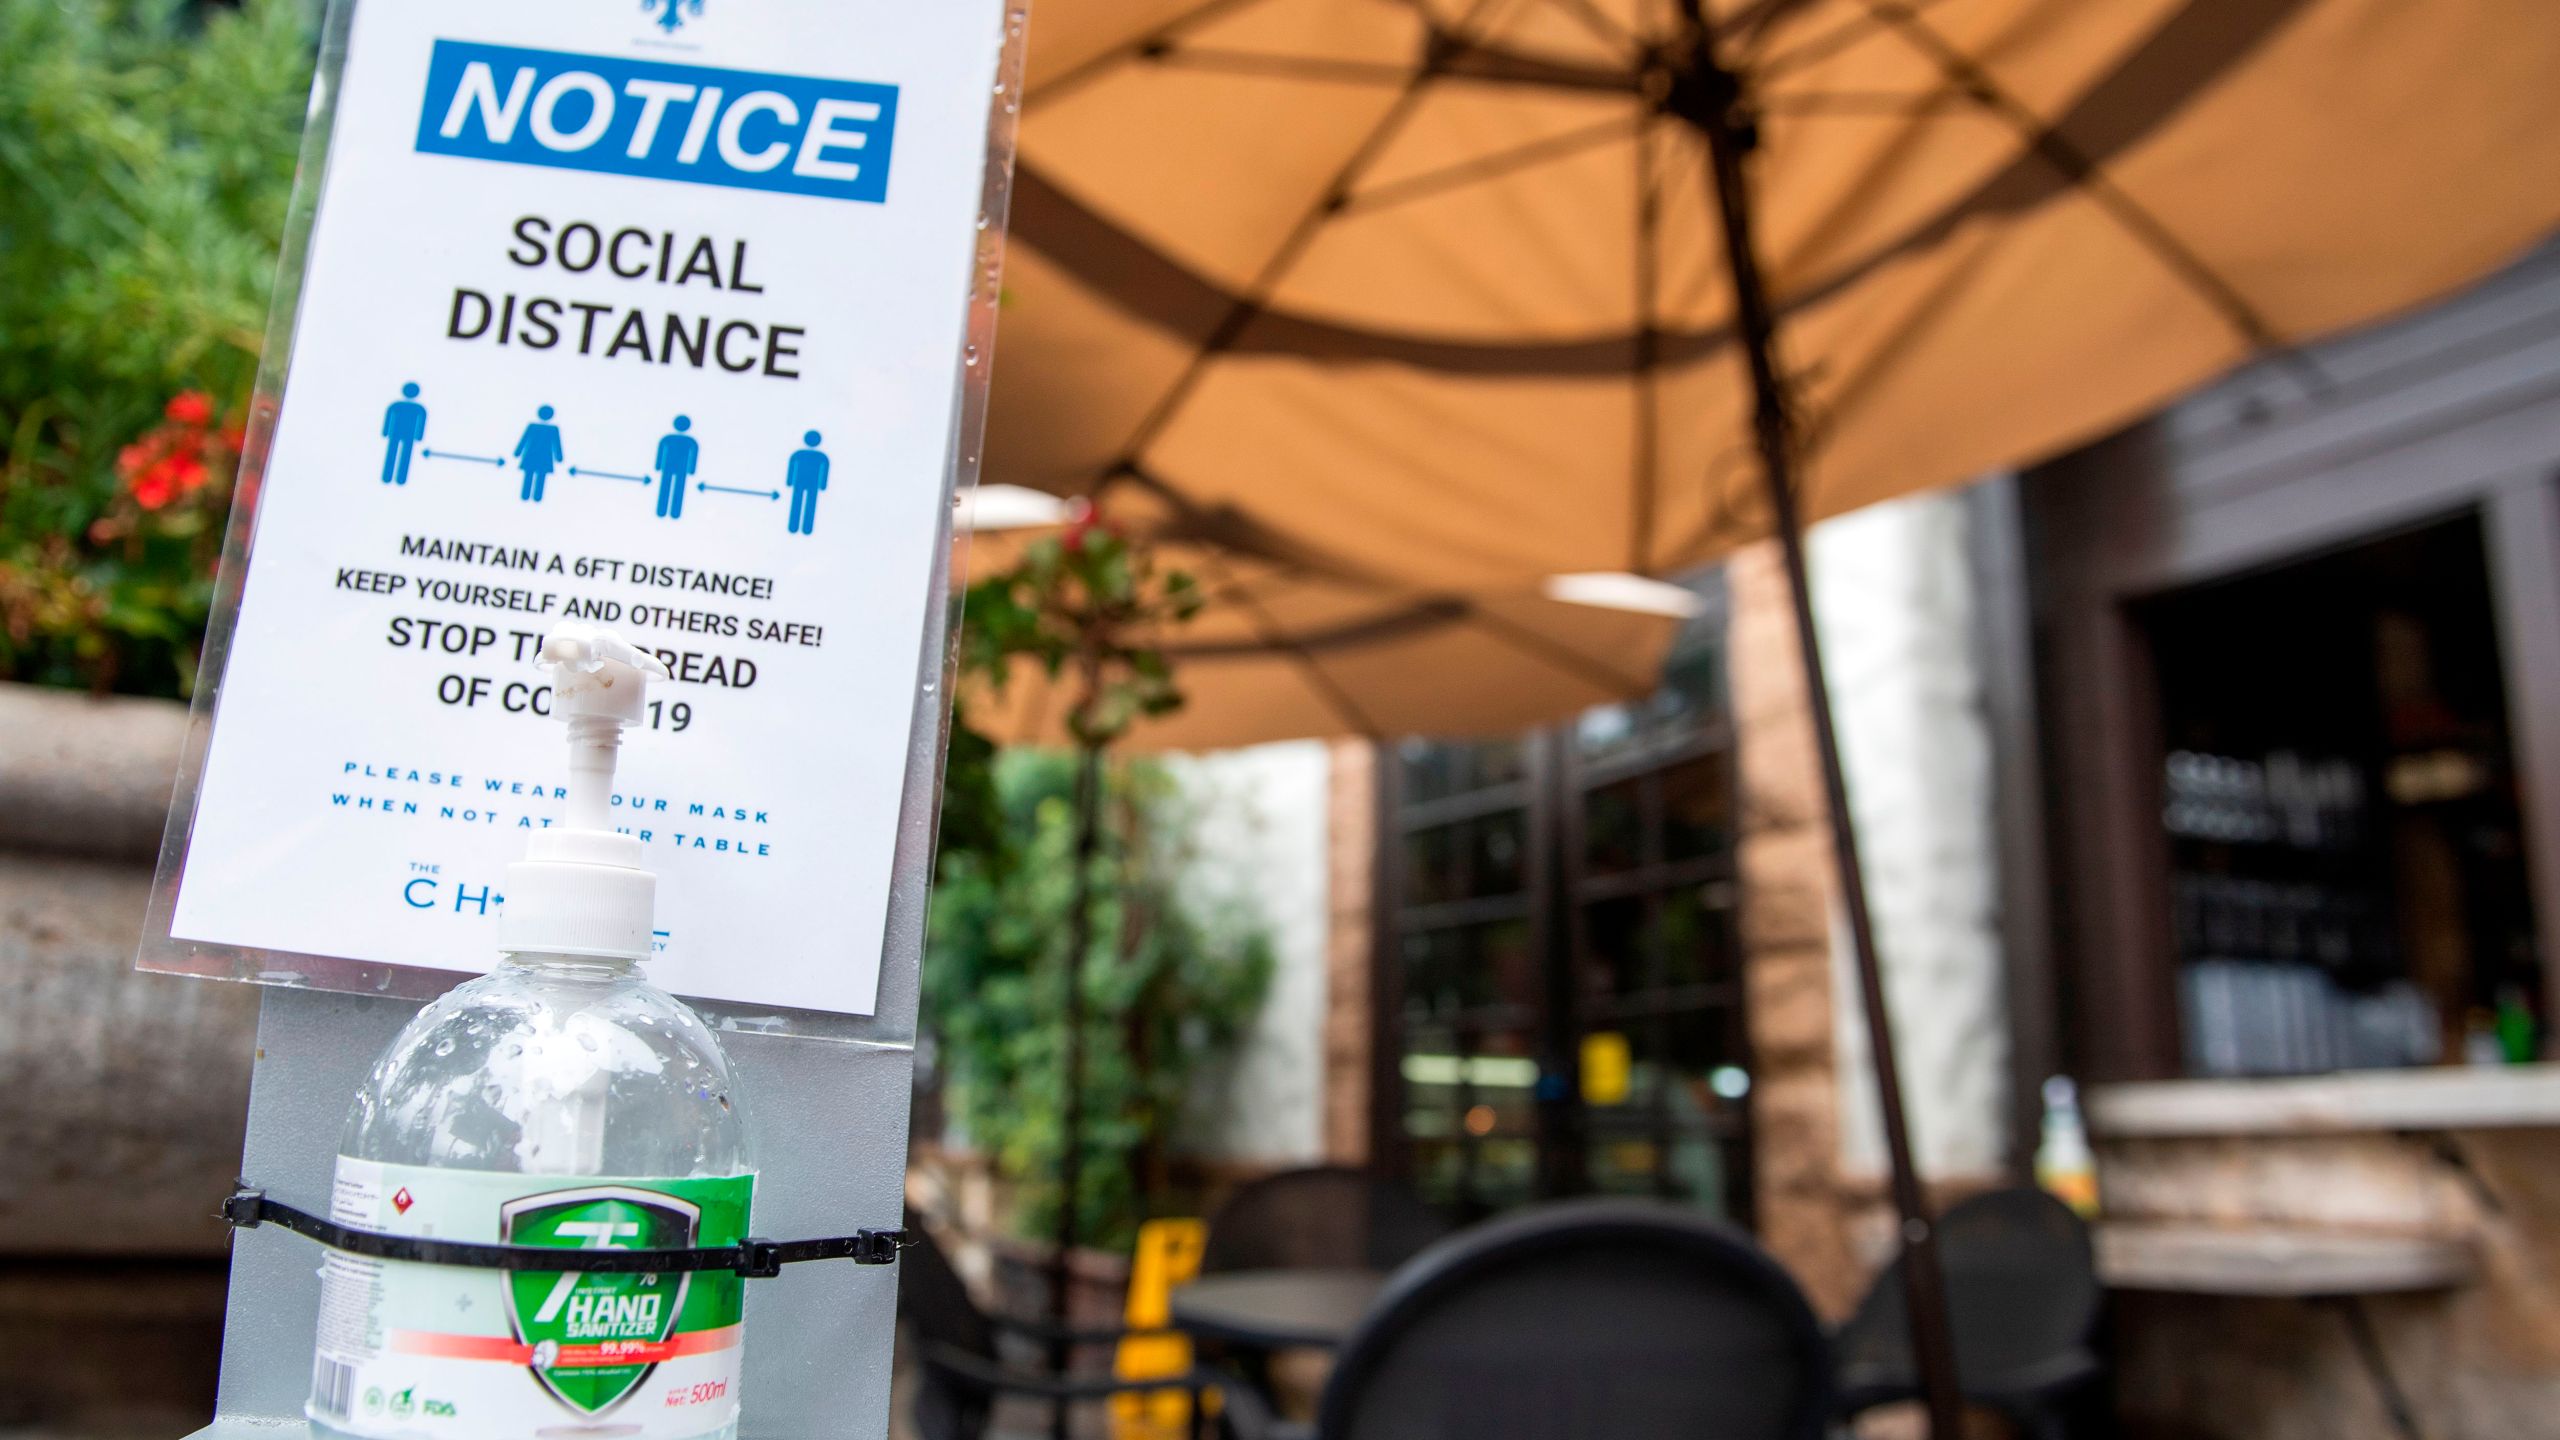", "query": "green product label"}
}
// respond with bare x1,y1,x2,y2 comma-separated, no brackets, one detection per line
499,1179,747,1414
311,1160,754,1439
